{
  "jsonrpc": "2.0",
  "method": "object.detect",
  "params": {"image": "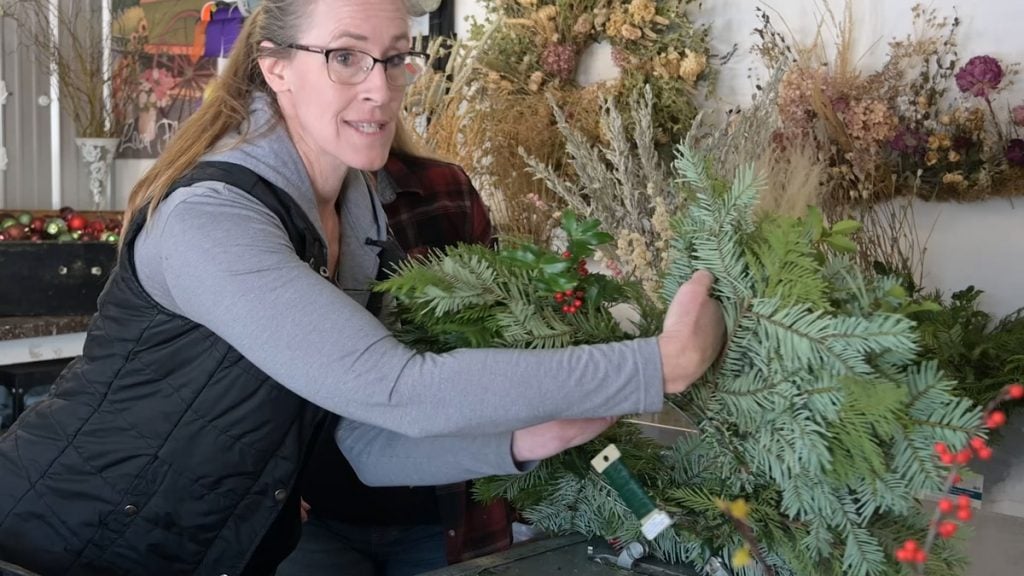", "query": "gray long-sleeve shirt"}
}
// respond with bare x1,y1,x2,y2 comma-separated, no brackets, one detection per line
133,94,665,485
